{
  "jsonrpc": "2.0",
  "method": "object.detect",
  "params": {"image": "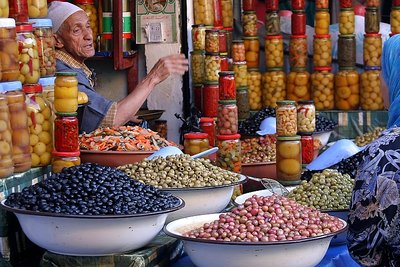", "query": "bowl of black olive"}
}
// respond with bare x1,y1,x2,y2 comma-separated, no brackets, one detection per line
1,163,184,256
